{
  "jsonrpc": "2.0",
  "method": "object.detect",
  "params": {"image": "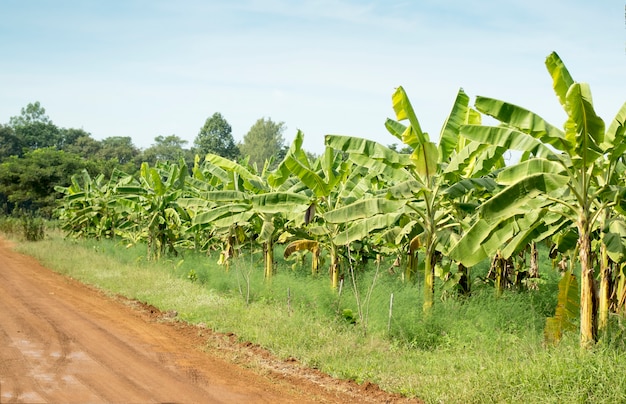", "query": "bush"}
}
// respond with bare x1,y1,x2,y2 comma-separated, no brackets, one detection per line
0,216,20,235
21,215,46,241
